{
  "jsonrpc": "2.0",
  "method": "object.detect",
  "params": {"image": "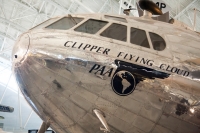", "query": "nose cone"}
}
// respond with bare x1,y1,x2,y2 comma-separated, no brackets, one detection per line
12,33,30,65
